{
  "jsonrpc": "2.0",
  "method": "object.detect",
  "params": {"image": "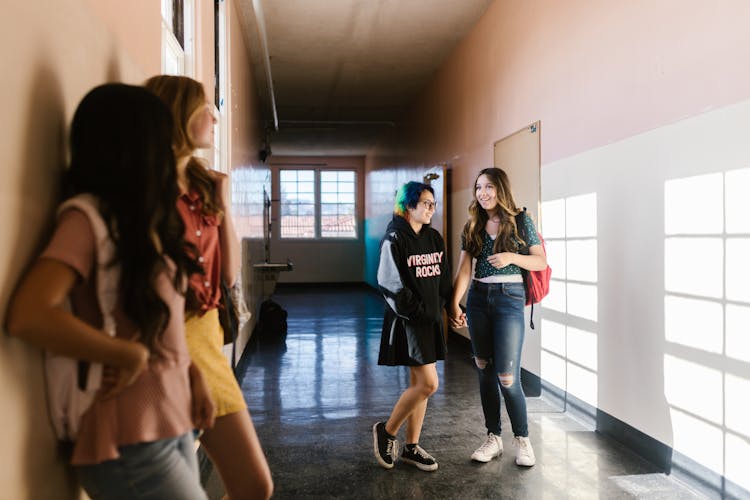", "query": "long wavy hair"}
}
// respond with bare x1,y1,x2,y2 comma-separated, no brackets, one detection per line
66,83,201,350
143,75,222,218
461,167,524,257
